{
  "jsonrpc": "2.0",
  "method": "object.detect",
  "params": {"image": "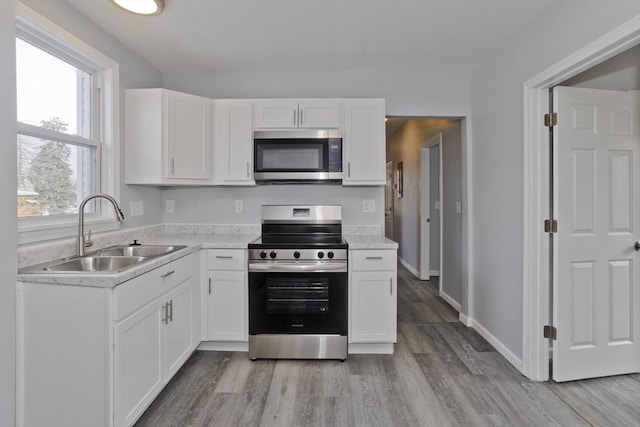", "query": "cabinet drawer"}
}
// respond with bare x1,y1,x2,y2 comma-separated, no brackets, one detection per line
351,250,396,271
115,254,195,322
207,249,245,270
